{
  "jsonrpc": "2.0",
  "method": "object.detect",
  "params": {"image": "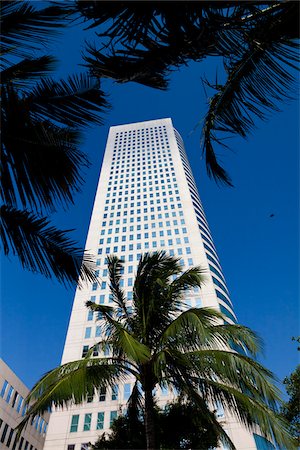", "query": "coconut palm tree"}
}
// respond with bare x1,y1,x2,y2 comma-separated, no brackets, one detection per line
1,1,110,286
75,1,299,186
18,252,294,449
